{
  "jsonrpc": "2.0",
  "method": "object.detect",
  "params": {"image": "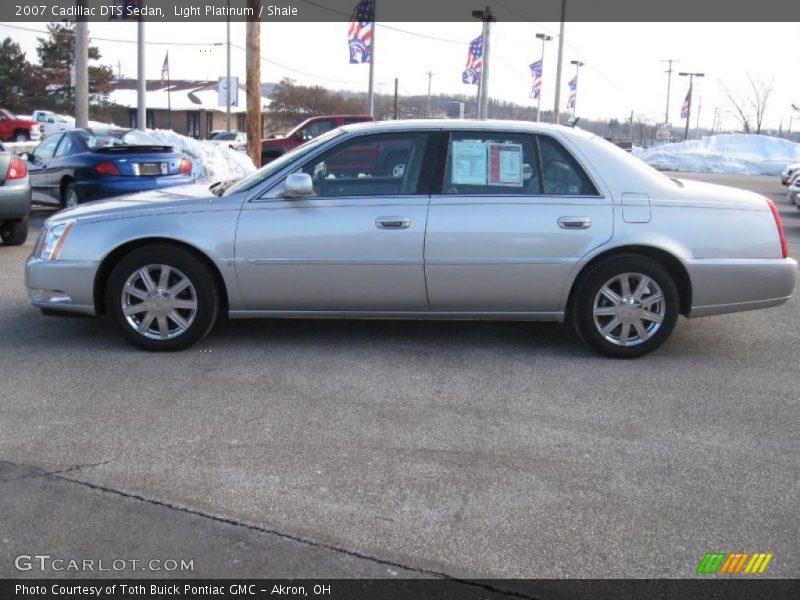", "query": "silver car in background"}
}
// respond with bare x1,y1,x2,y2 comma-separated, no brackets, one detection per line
25,120,797,357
